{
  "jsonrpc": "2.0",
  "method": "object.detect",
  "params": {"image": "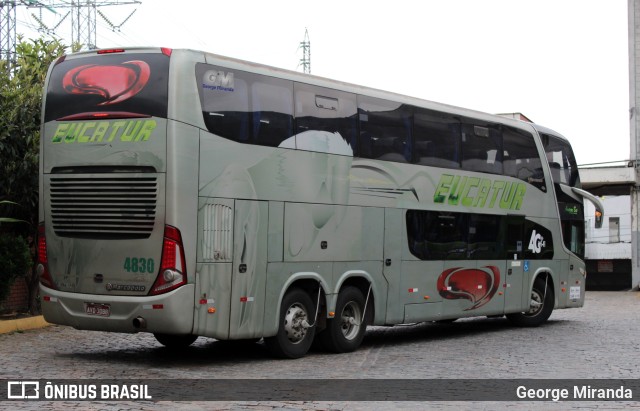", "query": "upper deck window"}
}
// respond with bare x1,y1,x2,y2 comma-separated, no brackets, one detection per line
197,64,294,147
